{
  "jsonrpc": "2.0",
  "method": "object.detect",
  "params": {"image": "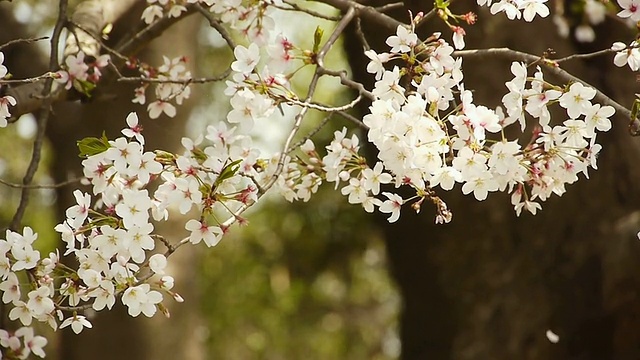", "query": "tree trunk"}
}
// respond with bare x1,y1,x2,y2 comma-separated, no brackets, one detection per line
346,3,640,359
0,2,204,359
